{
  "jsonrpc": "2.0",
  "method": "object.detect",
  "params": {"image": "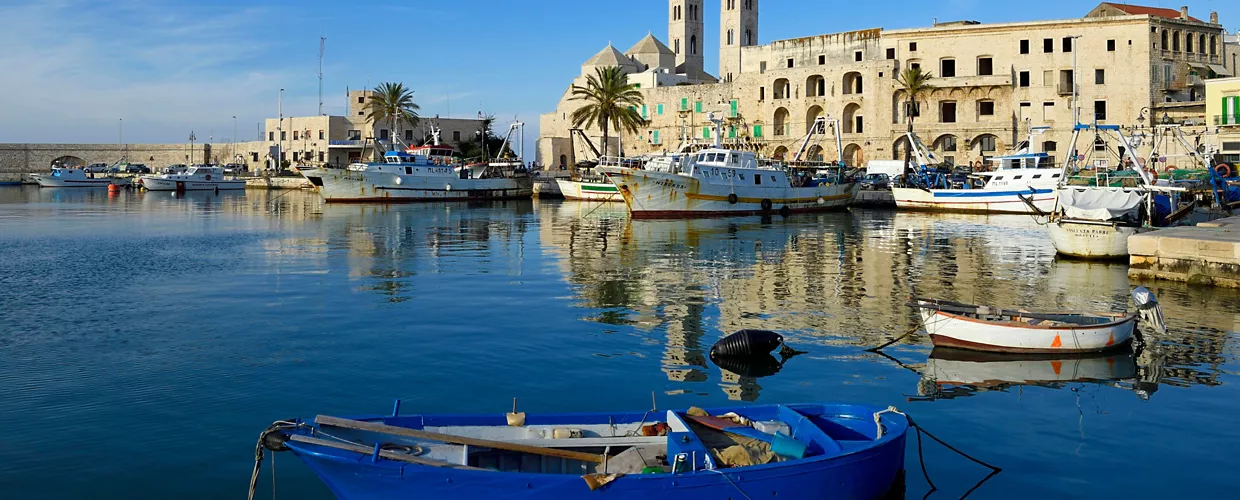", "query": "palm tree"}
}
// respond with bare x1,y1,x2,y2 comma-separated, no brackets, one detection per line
896,68,934,178
569,67,646,157
364,82,421,151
